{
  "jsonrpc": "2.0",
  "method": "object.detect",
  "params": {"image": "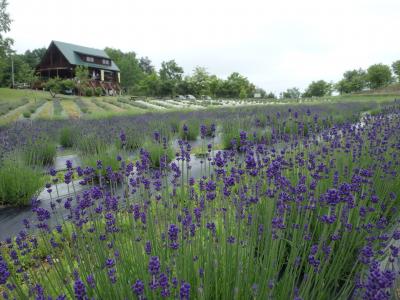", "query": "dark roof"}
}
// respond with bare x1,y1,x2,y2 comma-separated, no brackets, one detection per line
52,40,120,72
